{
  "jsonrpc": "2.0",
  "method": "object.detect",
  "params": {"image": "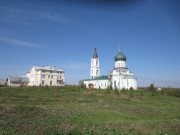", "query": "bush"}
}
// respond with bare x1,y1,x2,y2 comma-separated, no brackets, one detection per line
121,88,126,94
105,88,111,94
148,83,156,96
80,84,86,89
114,88,119,95
165,89,180,98
129,88,134,99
